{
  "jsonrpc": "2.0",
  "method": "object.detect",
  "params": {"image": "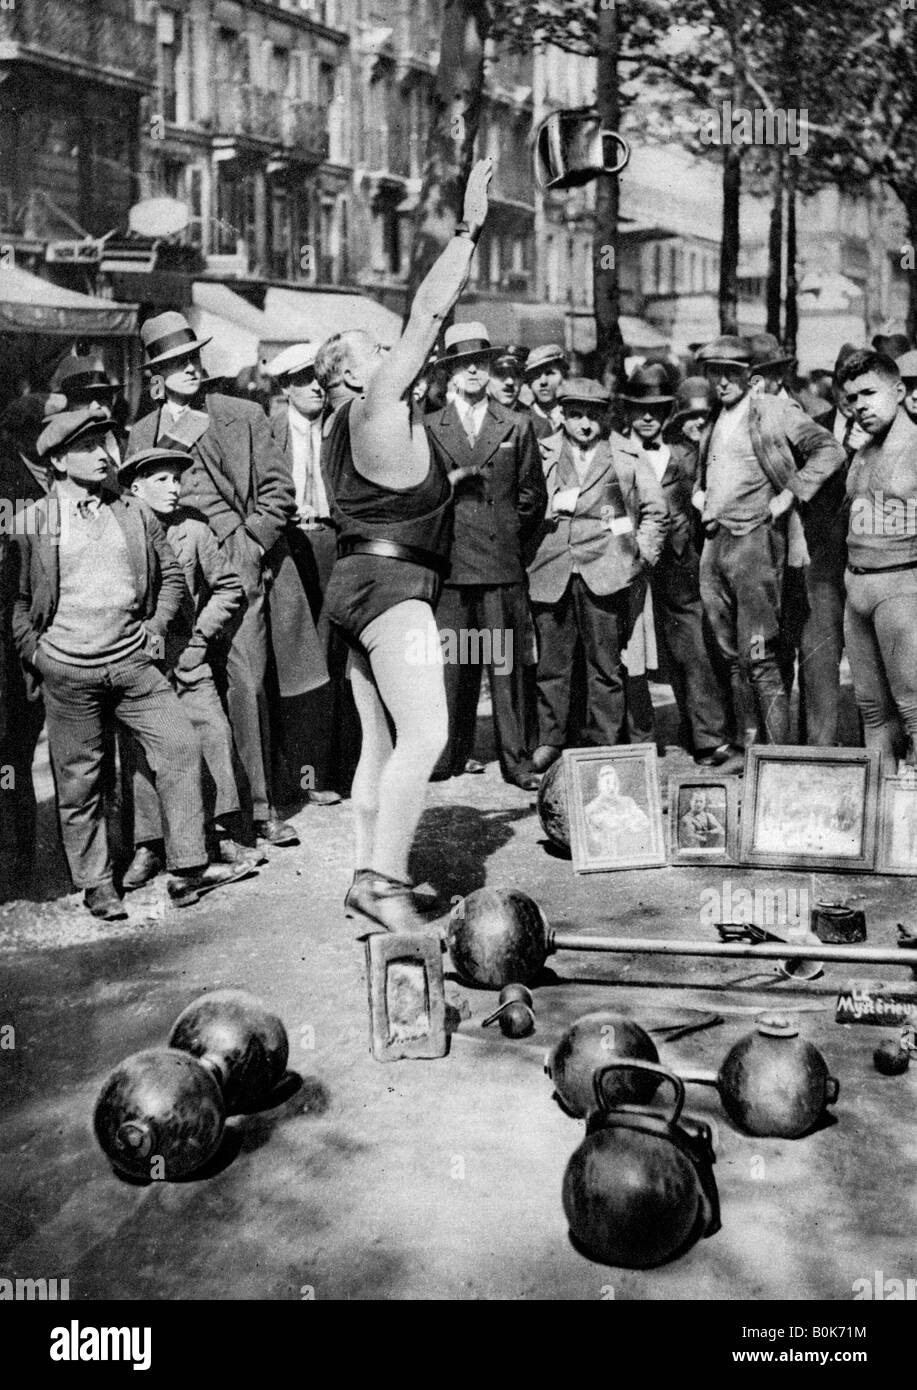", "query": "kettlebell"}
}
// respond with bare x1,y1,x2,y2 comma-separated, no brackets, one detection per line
562,1060,721,1269
482,984,535,1038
